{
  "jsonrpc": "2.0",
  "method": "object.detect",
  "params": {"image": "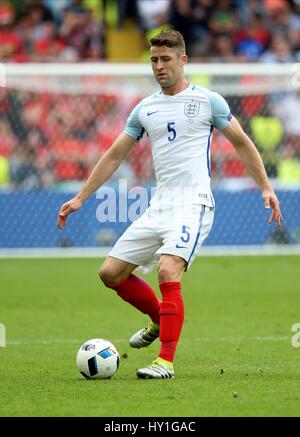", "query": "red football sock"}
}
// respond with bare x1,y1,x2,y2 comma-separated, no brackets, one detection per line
108,274,160,324
158,281,184,363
